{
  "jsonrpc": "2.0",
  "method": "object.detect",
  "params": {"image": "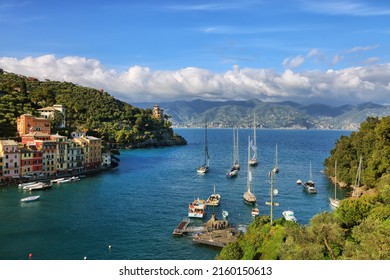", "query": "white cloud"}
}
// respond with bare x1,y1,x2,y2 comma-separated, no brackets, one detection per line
346,45,378,53
0,54,390,105
282,55,305,68
307,48,320,58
